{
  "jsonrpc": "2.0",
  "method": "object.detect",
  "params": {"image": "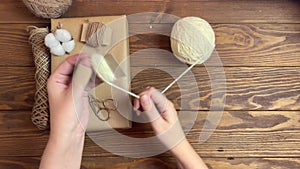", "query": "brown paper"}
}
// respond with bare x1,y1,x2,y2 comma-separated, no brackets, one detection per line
51,15,132,131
